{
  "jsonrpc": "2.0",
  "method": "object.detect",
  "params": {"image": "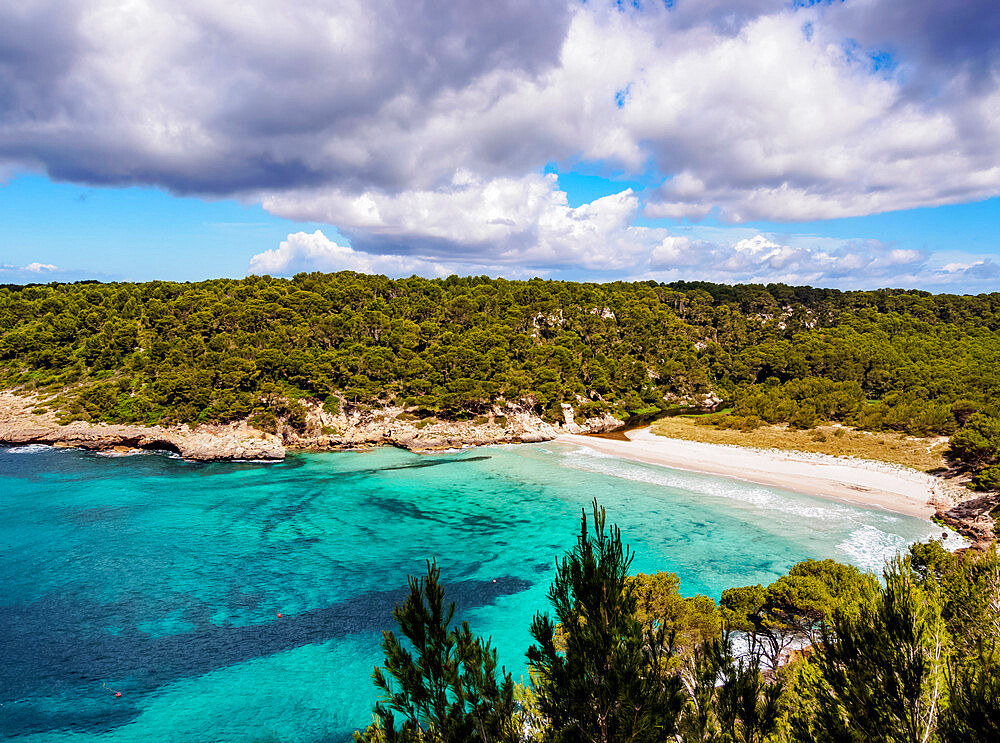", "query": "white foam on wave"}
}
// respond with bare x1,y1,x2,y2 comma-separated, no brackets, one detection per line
3,444,54,454
560,446,858,524
836,525,908,572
